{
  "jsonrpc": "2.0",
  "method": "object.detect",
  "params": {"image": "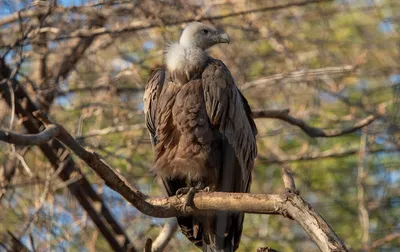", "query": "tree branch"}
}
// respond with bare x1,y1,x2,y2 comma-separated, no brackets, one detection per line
259,146,400,164
76,124,145,140
0,1,132,27
253,109,377,137
242,64,356,90
23,0,333,41
0,125,59,145
368,232,400,251
151,219,178,252
0,115,348,252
